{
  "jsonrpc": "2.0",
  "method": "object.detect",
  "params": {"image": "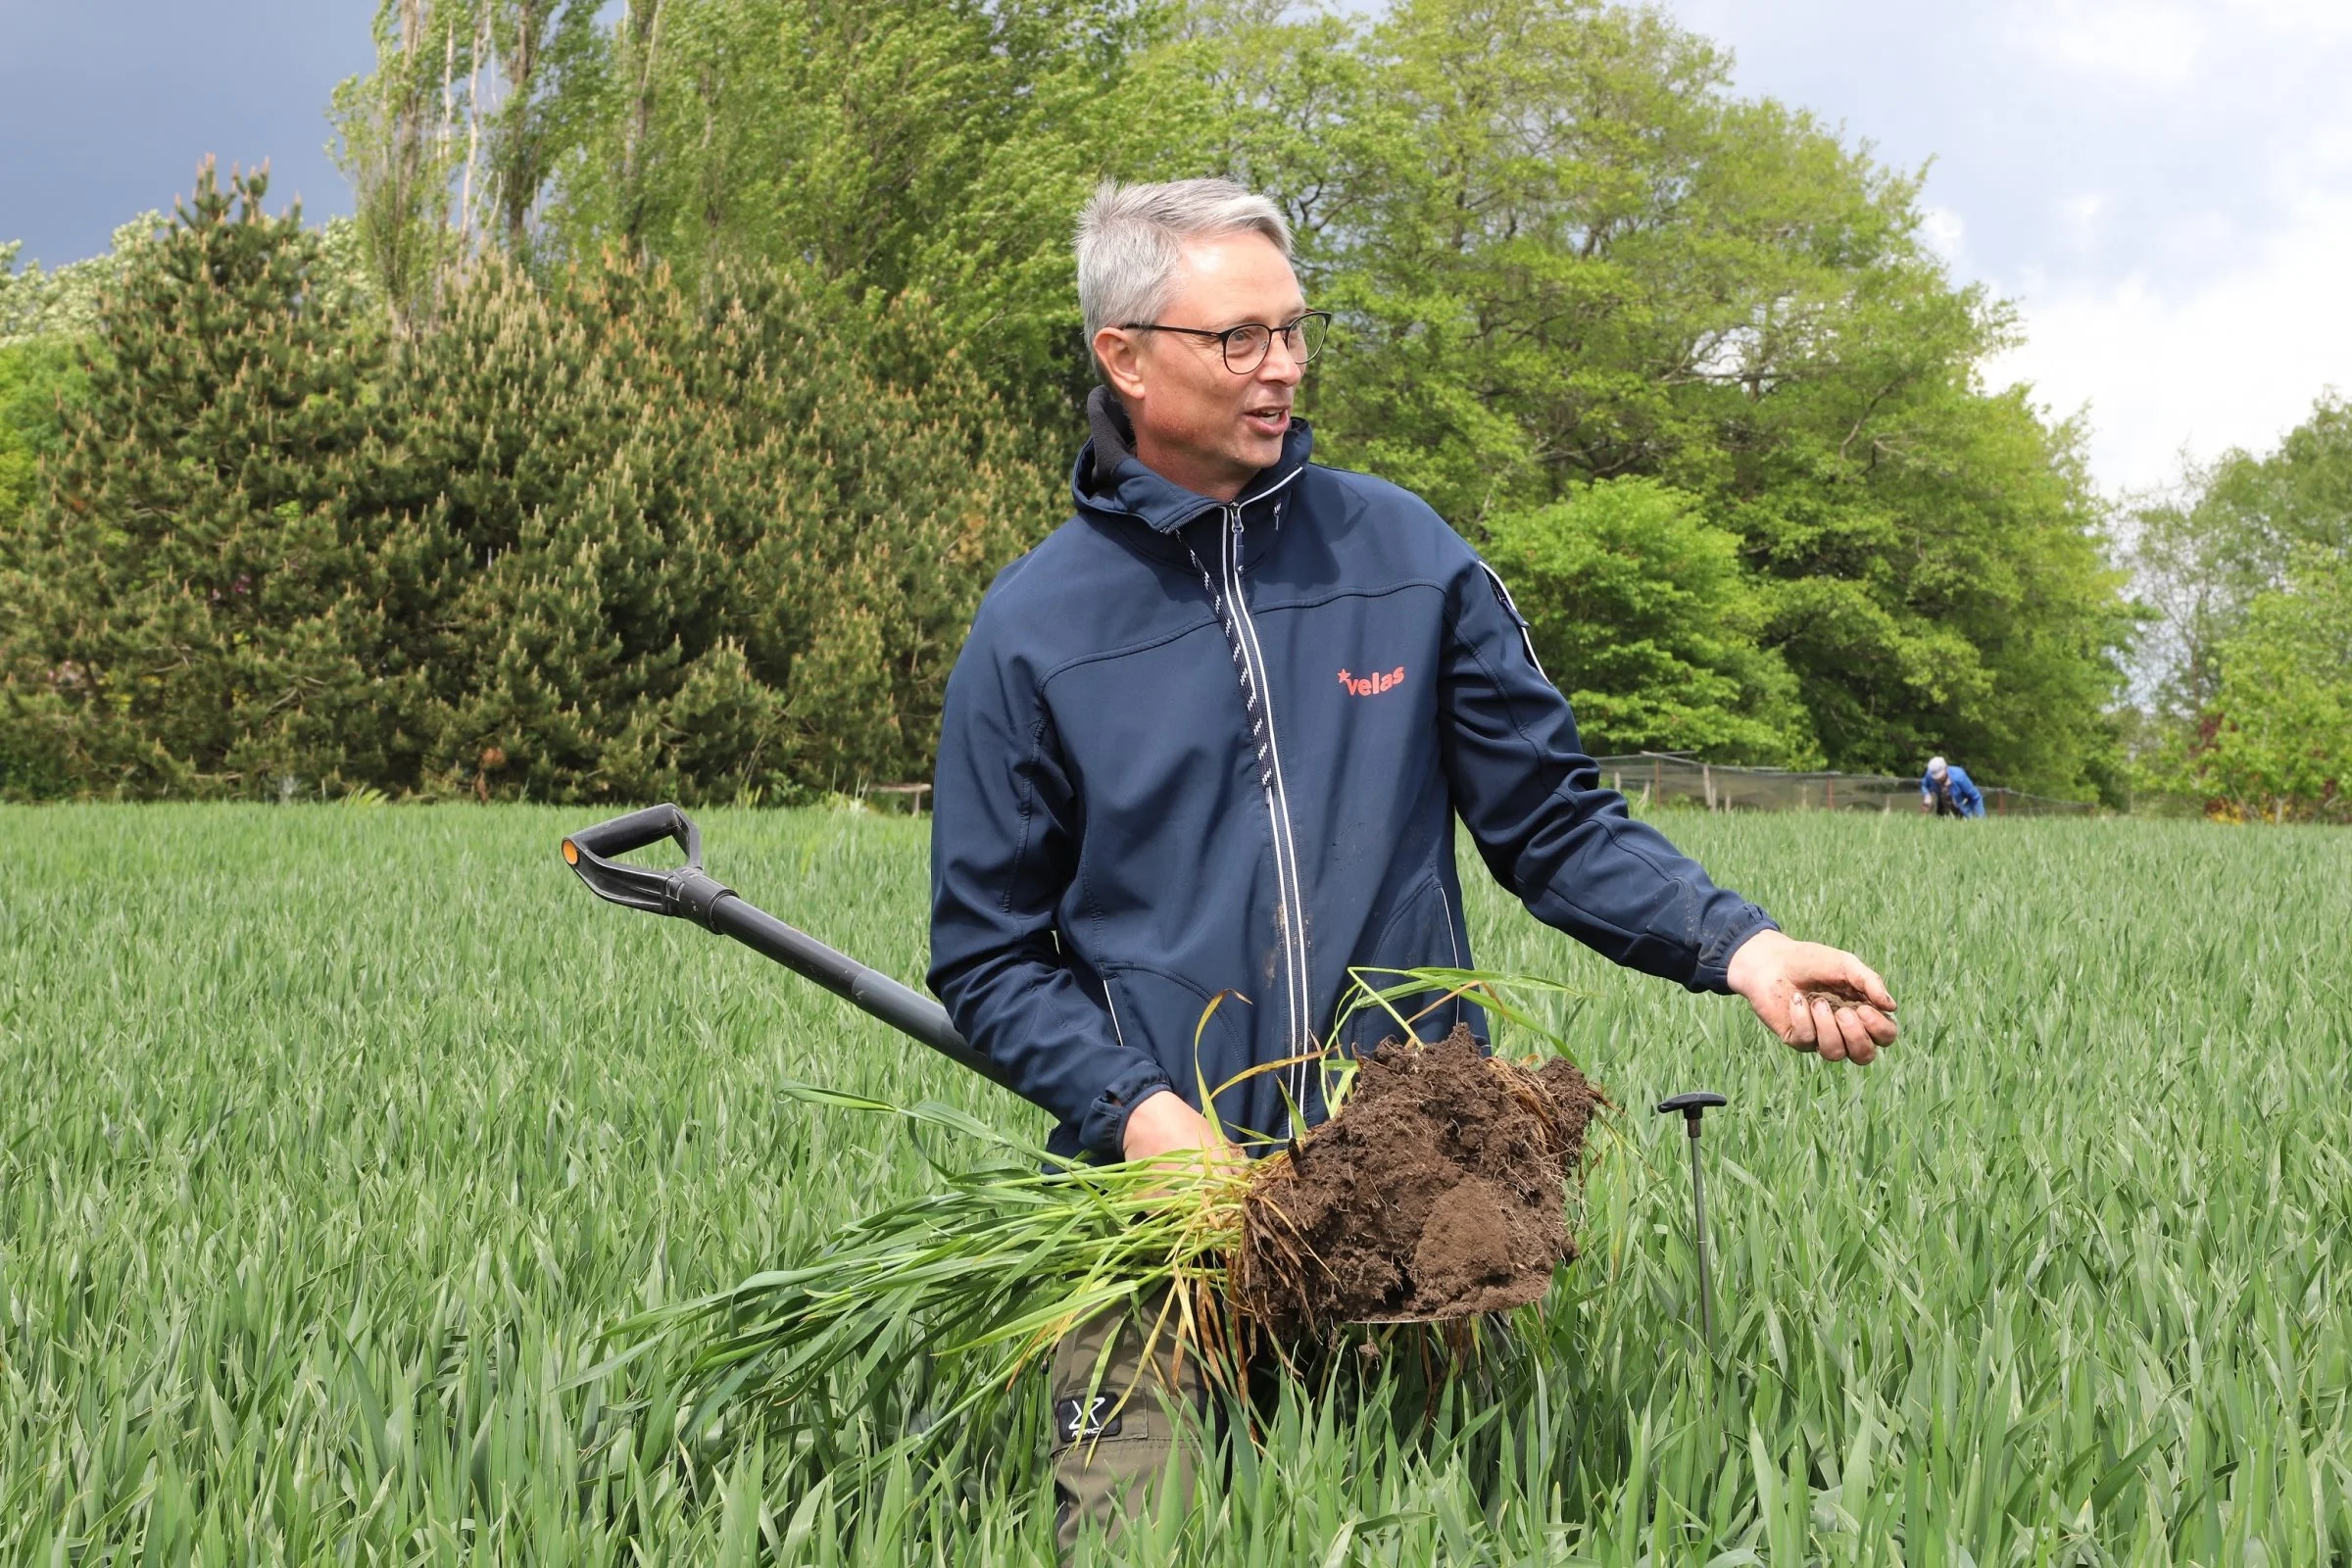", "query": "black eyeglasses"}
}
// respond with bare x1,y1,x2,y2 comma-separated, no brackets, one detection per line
1118,310,1331,373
